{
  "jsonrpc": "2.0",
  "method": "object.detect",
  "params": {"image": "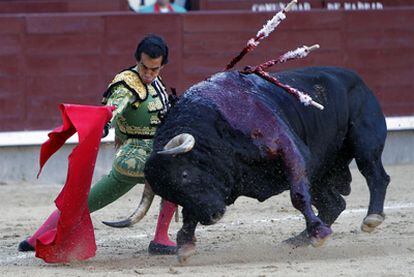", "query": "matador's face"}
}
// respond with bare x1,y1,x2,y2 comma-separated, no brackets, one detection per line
136,52,164,85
